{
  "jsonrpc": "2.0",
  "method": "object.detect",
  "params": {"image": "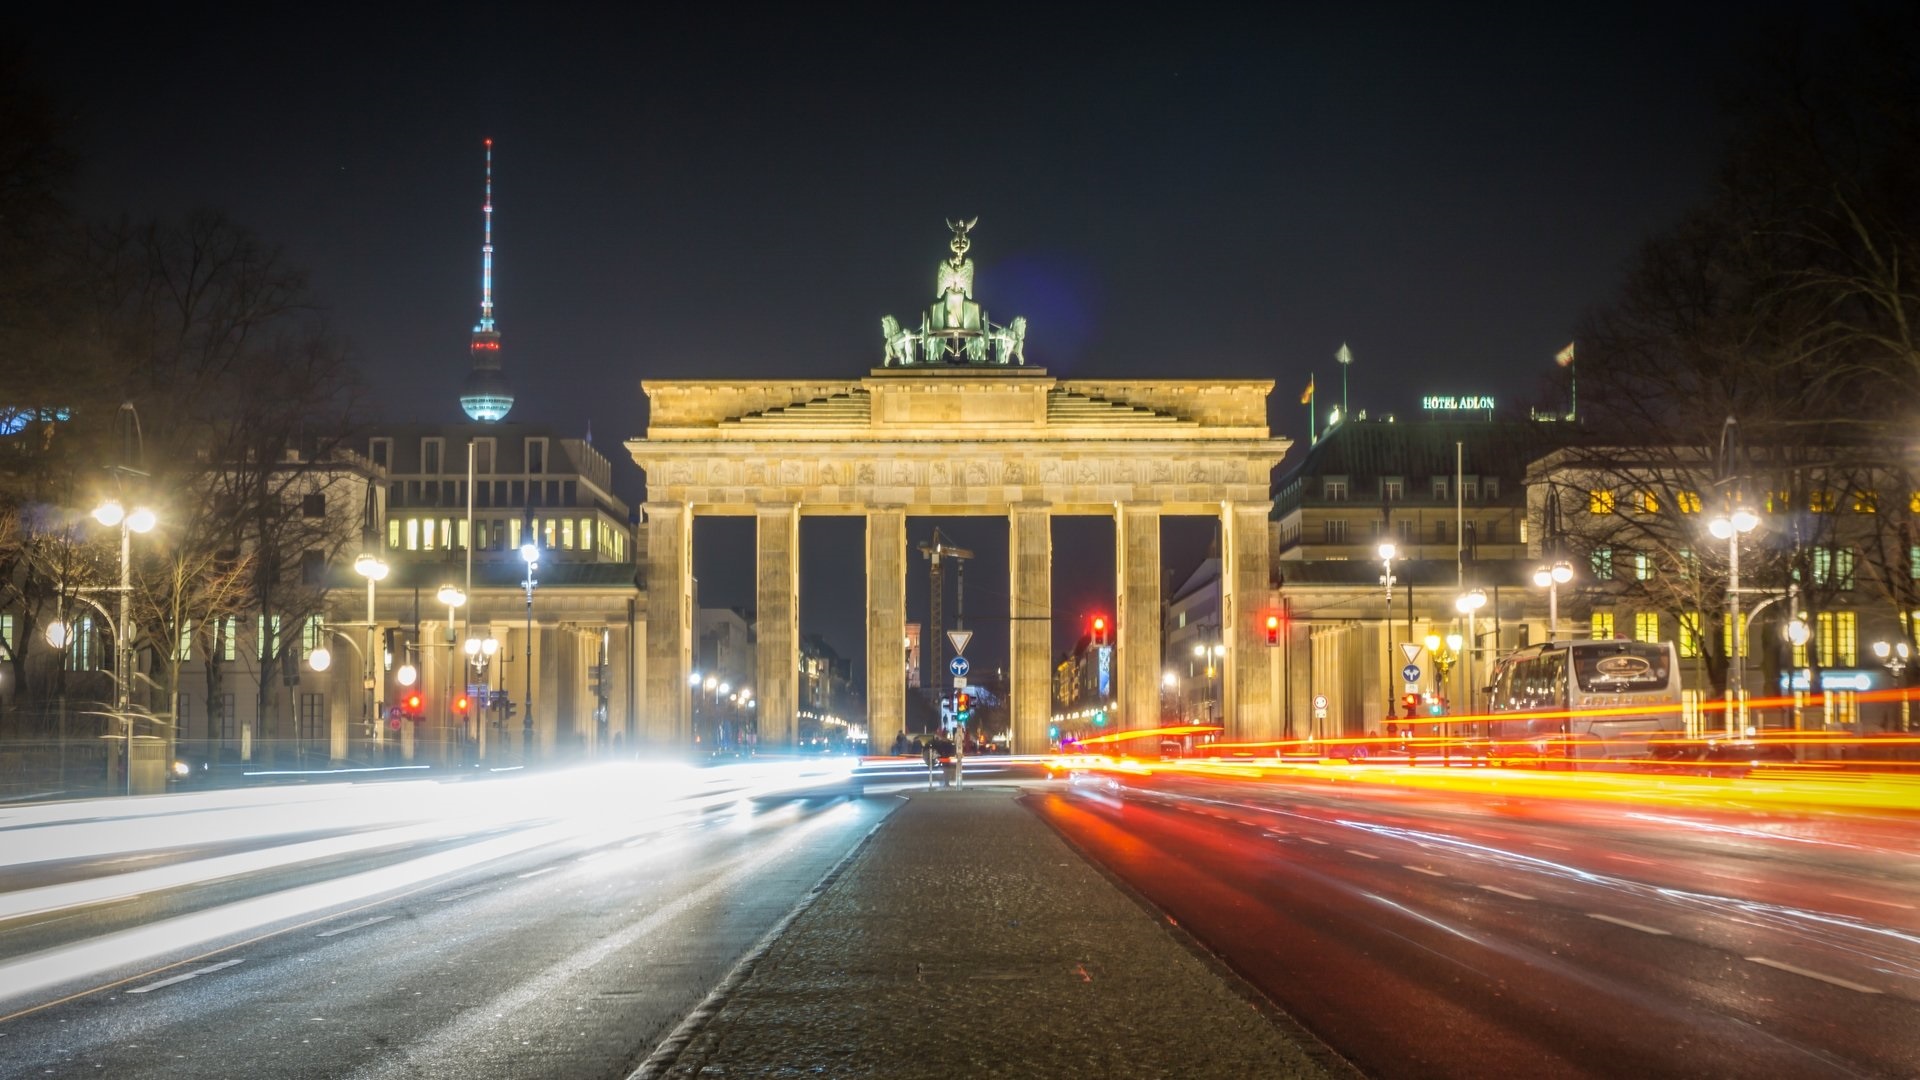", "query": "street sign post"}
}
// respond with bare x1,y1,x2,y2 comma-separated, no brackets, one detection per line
949,656,970,678
1399,642,1423,664
1401,663,1421,683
